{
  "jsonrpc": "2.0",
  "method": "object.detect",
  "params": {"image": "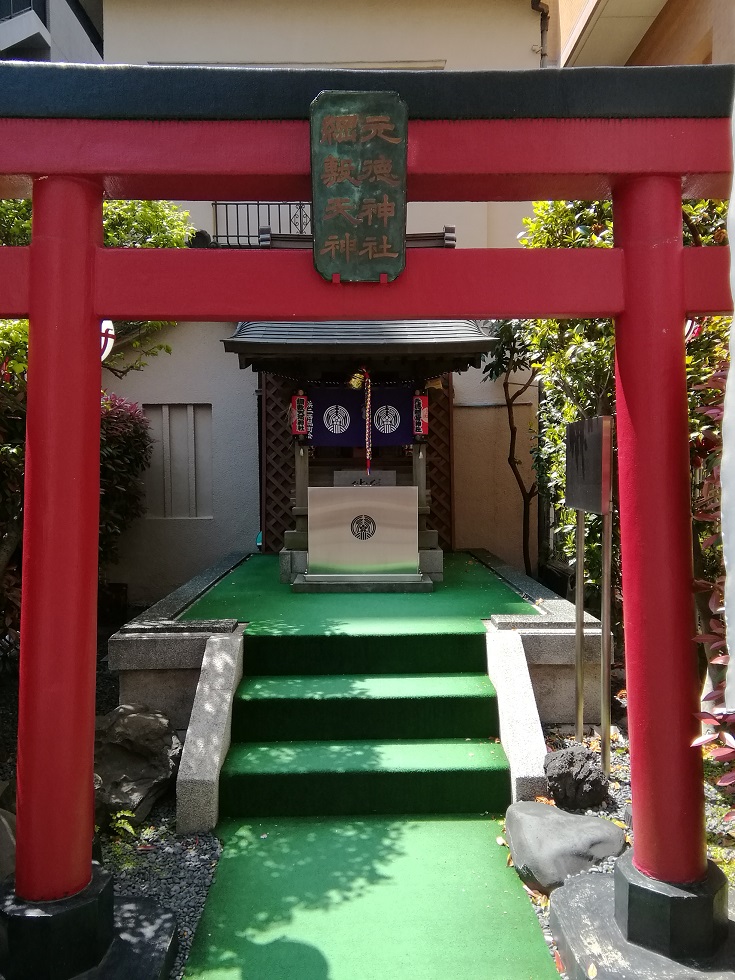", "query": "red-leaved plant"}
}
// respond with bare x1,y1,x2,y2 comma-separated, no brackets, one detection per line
691,361,733,817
